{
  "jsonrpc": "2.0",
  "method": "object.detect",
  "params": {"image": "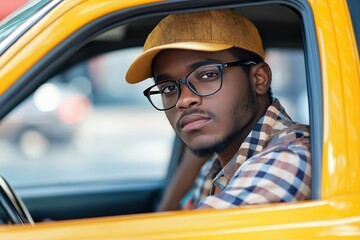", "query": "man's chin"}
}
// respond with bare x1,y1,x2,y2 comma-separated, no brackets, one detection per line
188,141,227,158
191,148,215,158
186,129,241,158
